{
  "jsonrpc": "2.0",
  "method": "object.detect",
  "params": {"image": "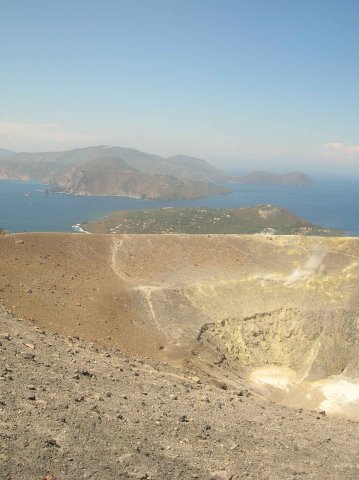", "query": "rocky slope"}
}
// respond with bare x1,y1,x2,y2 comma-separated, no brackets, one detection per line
2,308,359,480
